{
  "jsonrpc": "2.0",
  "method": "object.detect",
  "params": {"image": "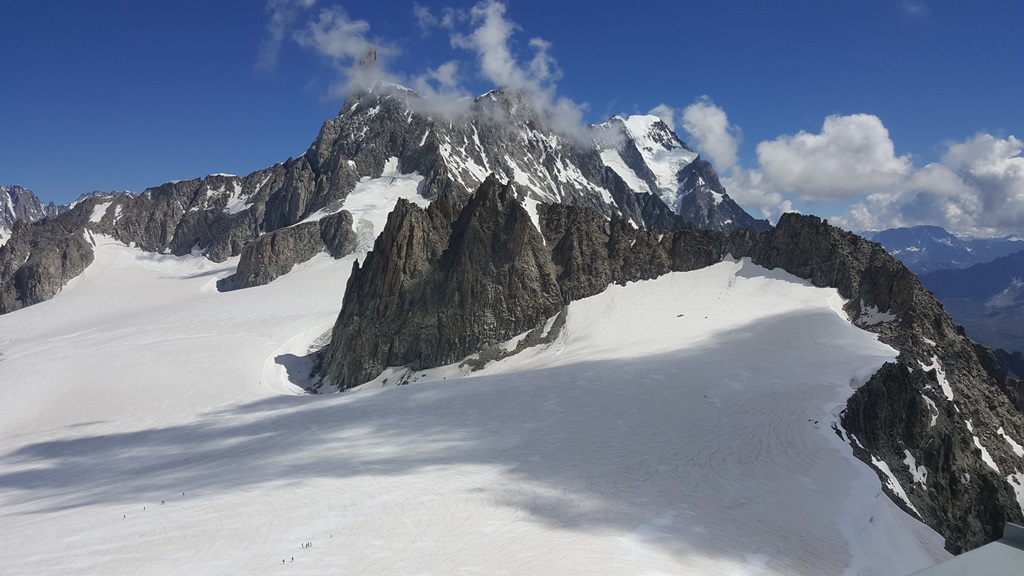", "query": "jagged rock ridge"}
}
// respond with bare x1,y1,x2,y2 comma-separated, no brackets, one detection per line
322,177,1024,554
